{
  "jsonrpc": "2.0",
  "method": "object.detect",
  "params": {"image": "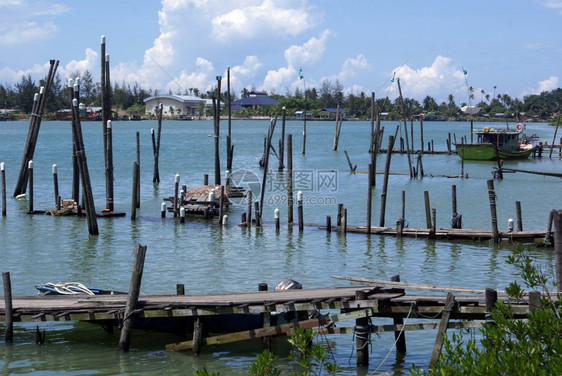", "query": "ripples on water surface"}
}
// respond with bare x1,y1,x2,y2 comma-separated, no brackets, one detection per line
0,119,559,374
